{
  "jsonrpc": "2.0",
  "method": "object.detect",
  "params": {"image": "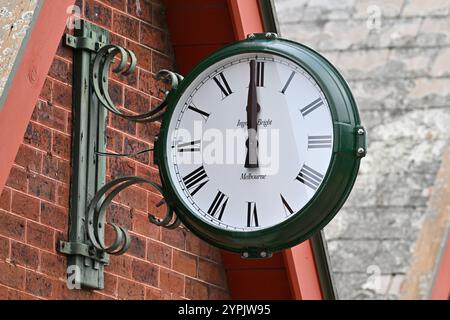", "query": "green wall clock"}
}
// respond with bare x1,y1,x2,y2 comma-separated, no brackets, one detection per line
155,33,366,259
